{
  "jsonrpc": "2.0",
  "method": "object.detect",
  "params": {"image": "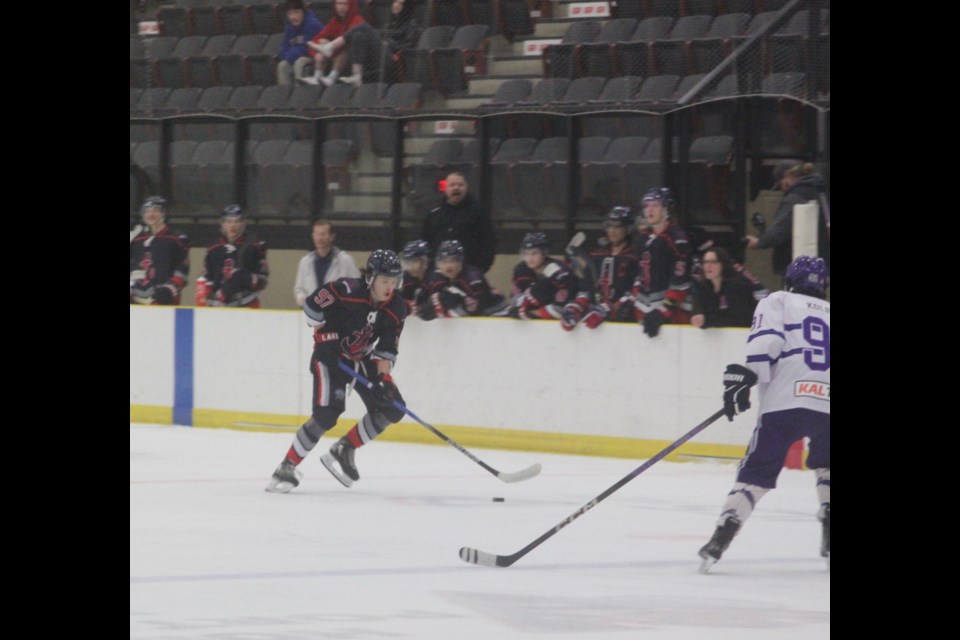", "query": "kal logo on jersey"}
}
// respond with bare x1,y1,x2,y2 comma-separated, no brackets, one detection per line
795,381,829,400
